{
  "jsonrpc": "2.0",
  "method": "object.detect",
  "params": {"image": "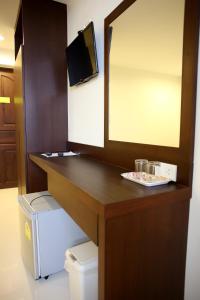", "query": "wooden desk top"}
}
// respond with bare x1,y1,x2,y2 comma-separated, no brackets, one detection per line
30,154,190,211
30,154,191,300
